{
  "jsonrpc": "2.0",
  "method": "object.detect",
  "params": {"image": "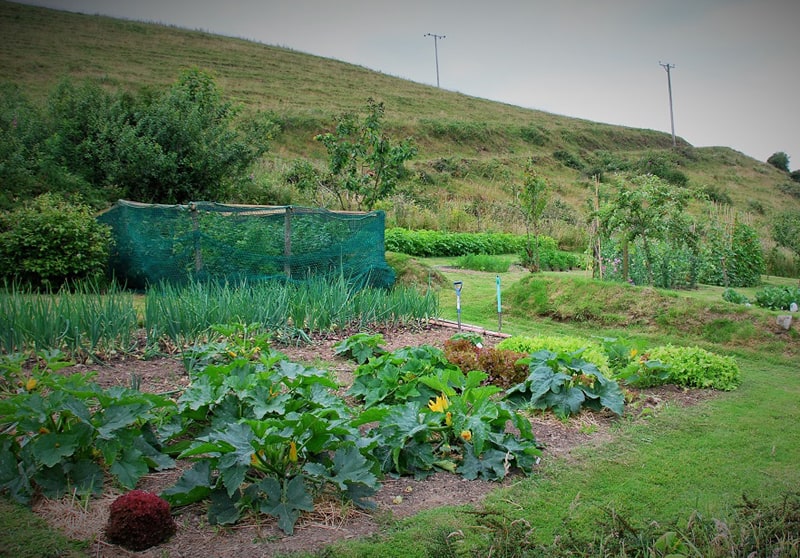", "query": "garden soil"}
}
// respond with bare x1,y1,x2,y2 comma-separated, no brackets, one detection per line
32,324,713,557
